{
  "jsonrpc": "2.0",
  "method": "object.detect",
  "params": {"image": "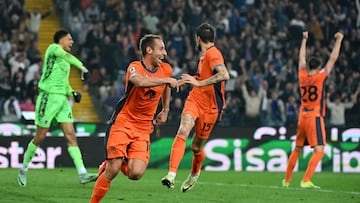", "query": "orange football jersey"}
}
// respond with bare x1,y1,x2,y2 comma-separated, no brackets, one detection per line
298,67,327,117
187,46,226,113
110,61,172,132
